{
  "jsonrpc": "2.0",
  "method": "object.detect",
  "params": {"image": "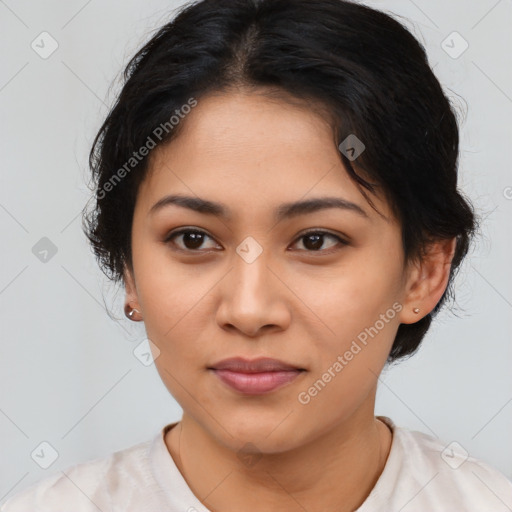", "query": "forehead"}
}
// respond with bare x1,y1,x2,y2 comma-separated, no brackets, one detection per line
139,91,392,223
158,90,335,163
